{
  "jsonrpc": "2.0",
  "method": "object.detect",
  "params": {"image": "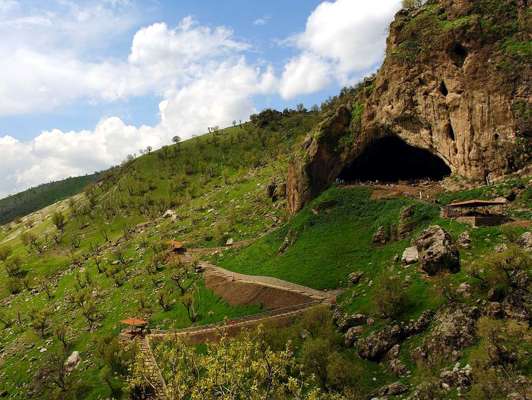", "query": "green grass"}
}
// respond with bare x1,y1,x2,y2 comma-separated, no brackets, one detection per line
216,186,440,290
